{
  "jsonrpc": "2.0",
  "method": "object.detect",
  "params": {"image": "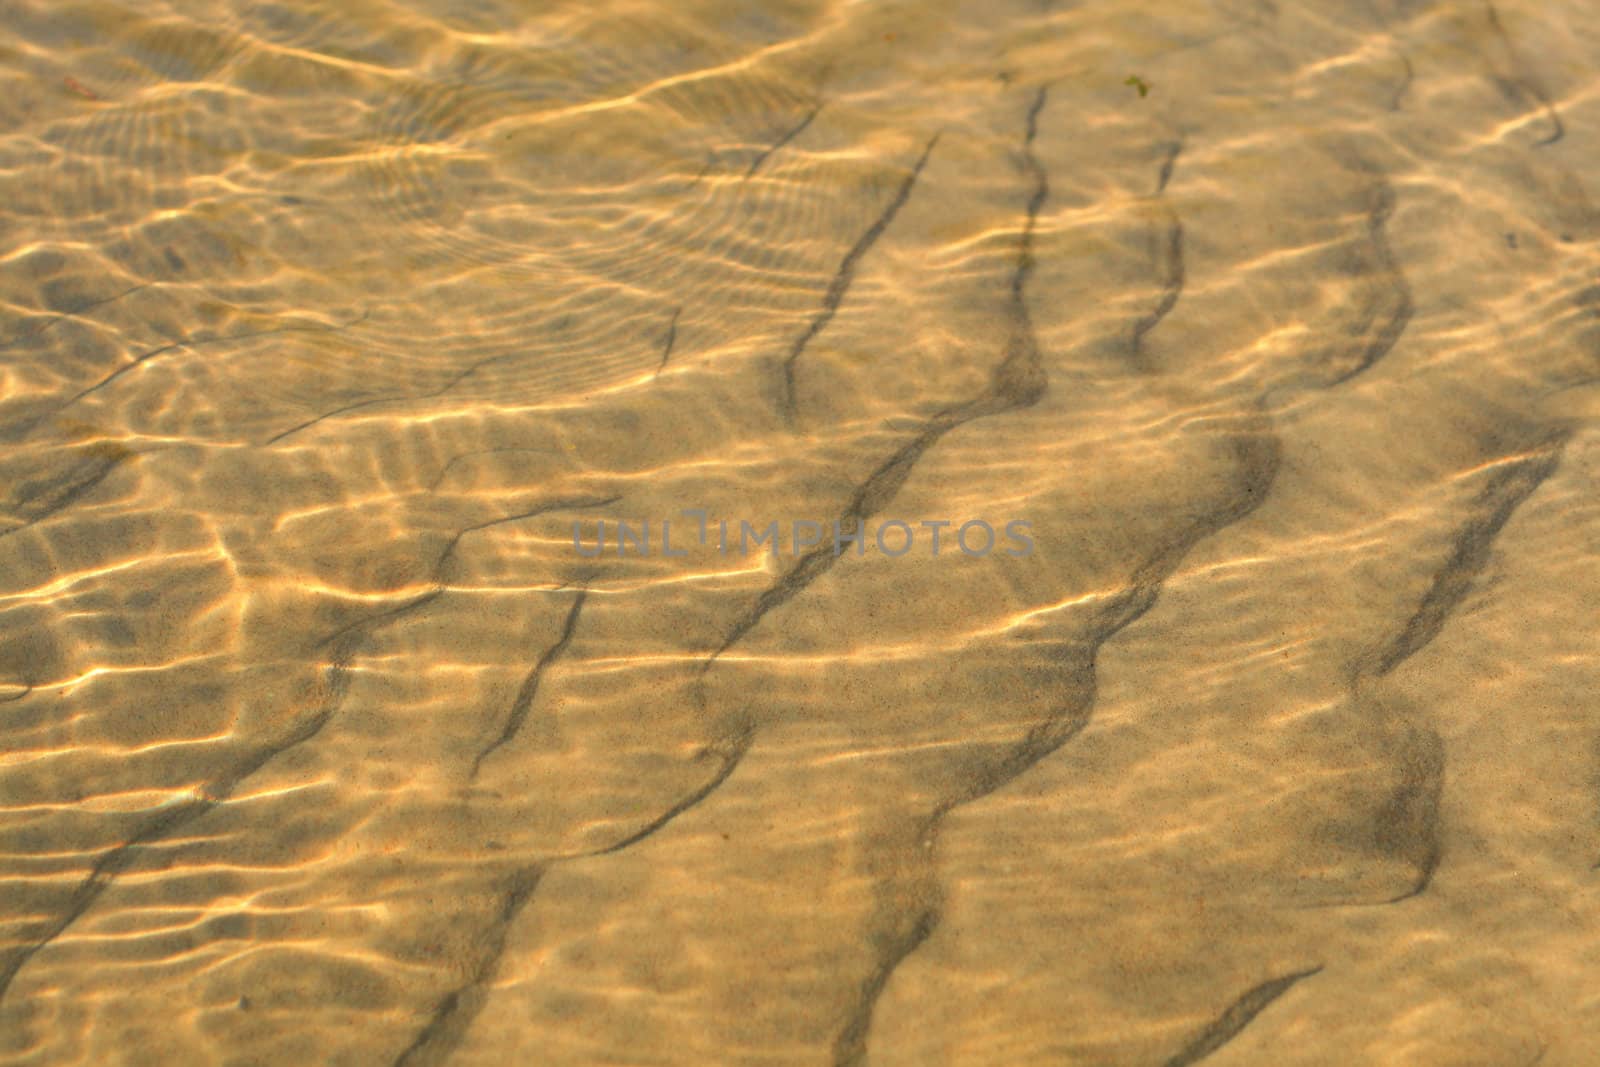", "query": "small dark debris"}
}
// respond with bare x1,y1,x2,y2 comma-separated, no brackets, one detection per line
1505,233,1518,249
63,76,98,101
